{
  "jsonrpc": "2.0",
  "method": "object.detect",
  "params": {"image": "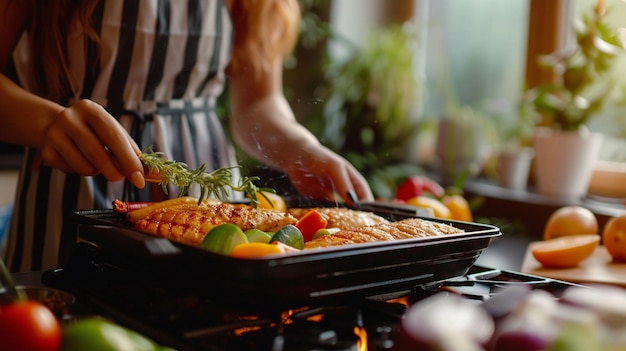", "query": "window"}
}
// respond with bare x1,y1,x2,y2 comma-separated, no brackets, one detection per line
327,0,626,161
421,0,529,120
